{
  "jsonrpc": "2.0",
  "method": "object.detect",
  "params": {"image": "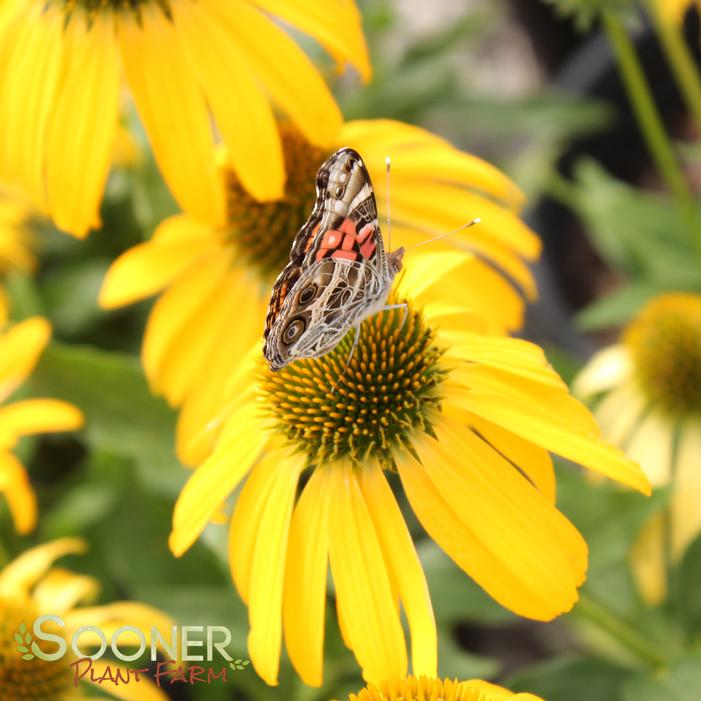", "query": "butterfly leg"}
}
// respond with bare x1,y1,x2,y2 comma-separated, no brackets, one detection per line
330,323,362,394
382,302,409,330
